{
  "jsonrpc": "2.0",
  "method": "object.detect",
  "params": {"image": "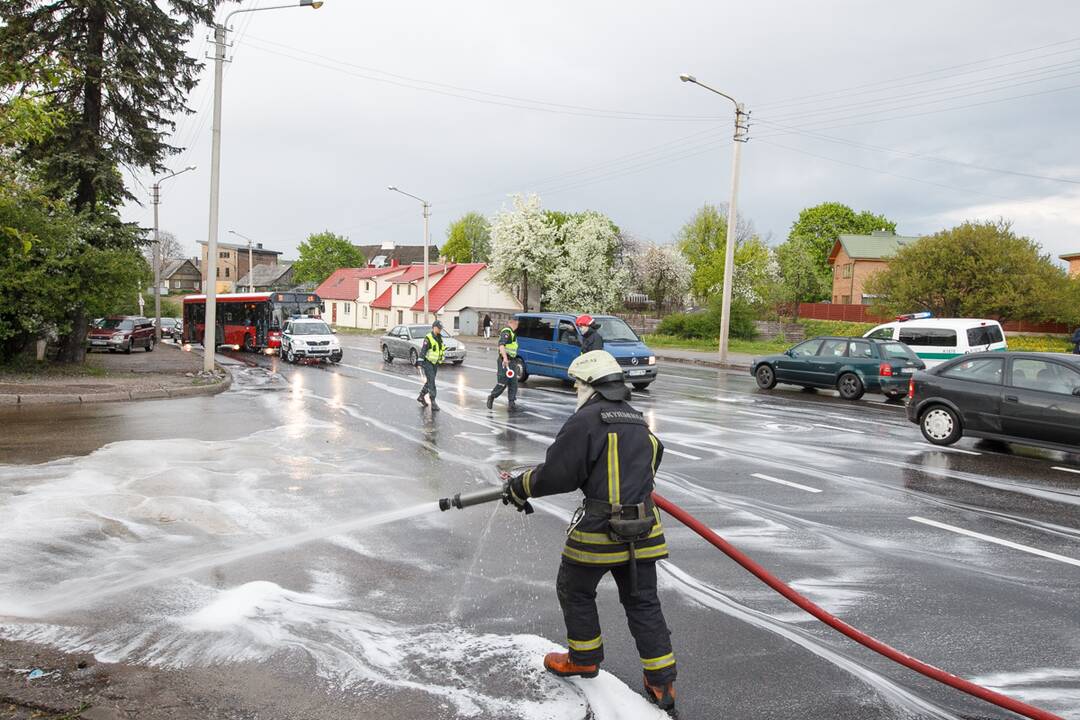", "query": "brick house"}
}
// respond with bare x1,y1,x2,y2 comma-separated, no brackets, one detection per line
827,231,919,305
1061,252,1080,277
